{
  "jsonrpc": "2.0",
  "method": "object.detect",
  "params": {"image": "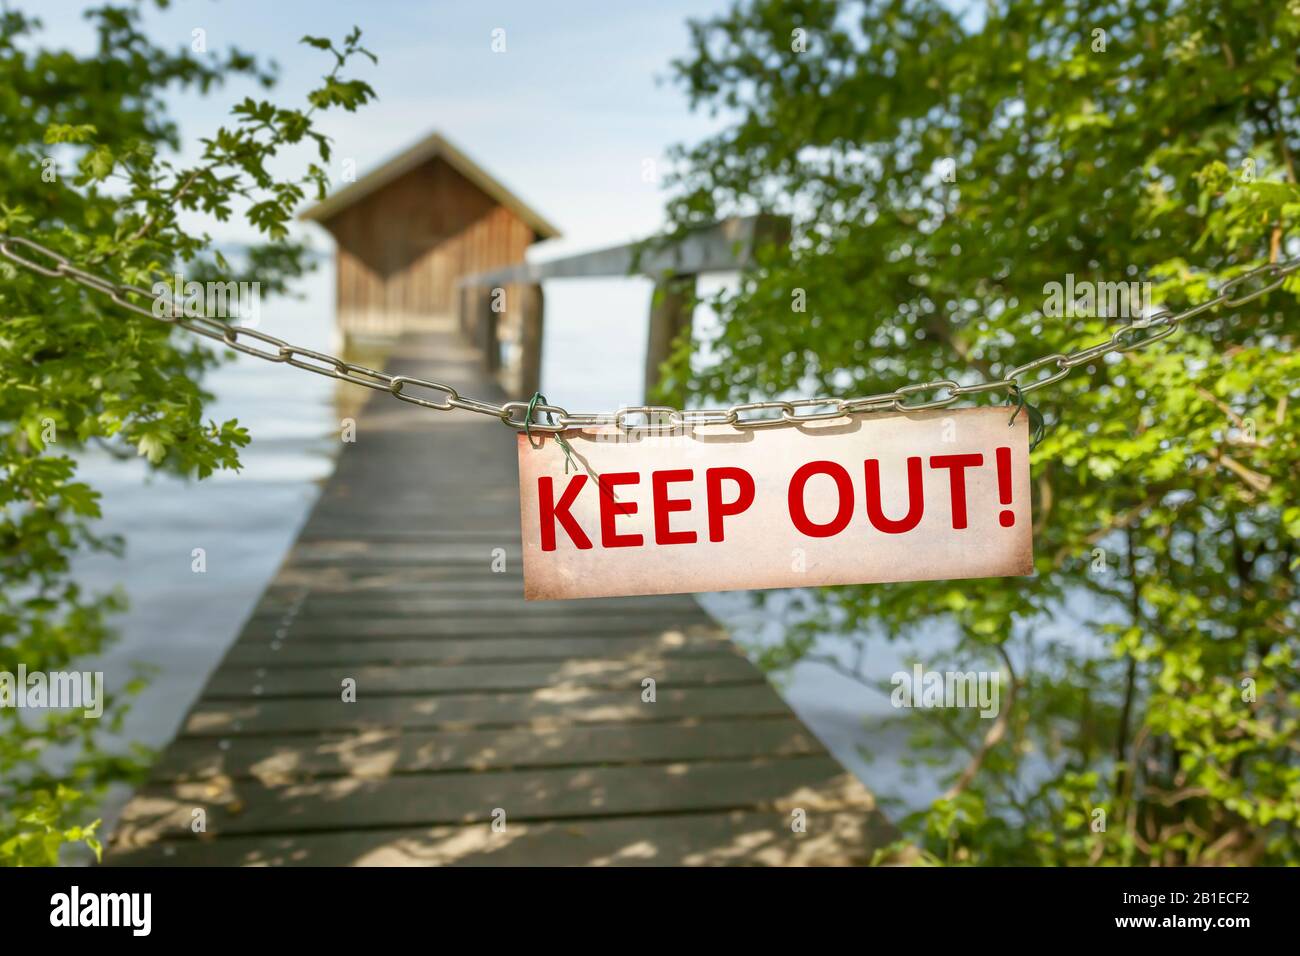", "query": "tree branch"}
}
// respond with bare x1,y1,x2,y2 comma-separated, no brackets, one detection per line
941,643,1017,802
